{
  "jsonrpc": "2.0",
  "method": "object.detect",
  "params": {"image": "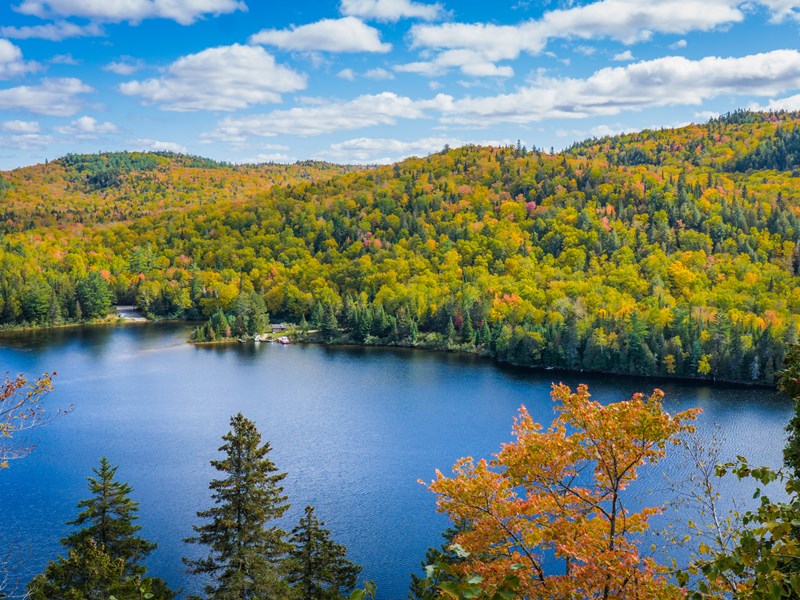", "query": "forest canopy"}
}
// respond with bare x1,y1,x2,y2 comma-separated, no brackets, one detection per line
2,111,800,384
